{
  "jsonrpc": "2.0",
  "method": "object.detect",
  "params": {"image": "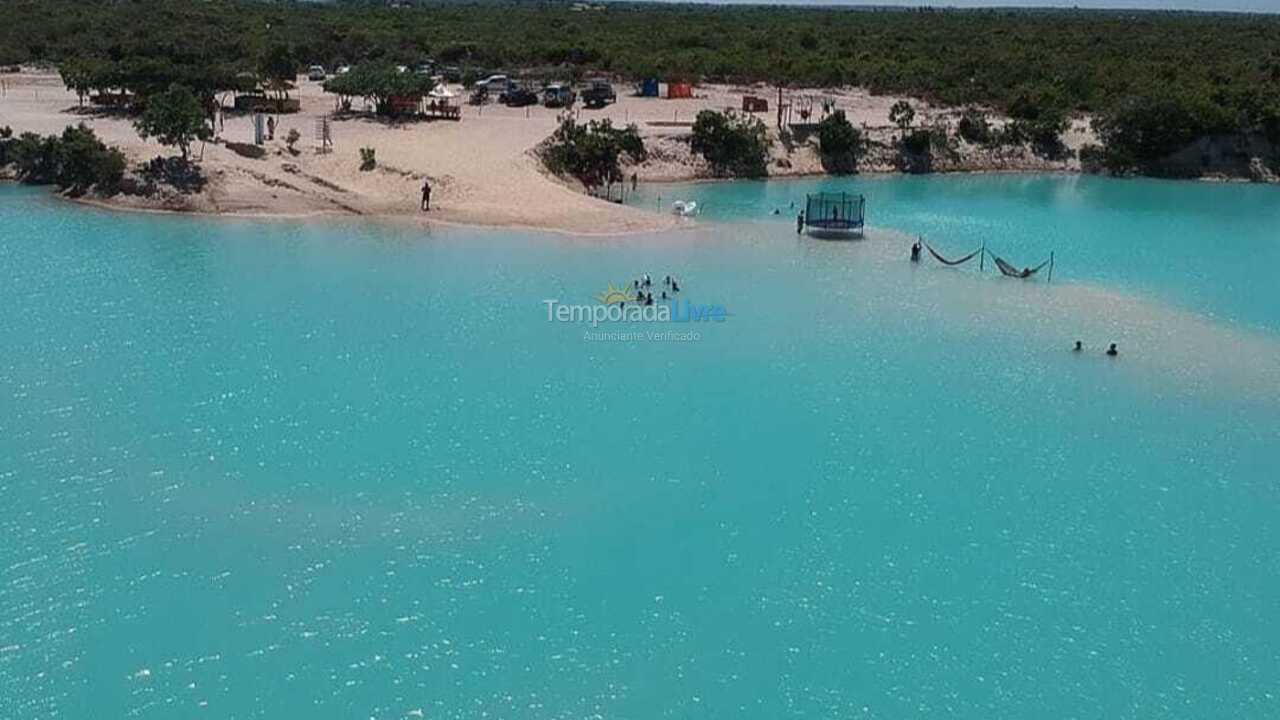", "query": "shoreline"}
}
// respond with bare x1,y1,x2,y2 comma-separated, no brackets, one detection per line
6,163,1274,238
3,70,1274,236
